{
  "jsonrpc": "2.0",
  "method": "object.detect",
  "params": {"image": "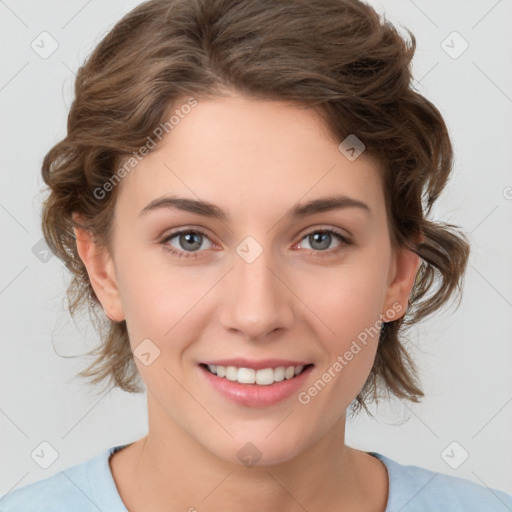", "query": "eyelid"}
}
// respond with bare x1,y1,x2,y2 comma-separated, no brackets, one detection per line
295,224,351,243
160,225,216,242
